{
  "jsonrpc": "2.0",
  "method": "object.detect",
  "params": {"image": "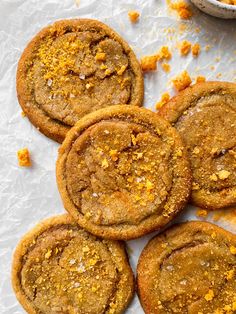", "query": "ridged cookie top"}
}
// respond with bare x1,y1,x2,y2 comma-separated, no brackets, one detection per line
159,81,236,209
17,19,143,142
137,221,236,314
12,215,134,314
56,106,192,240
